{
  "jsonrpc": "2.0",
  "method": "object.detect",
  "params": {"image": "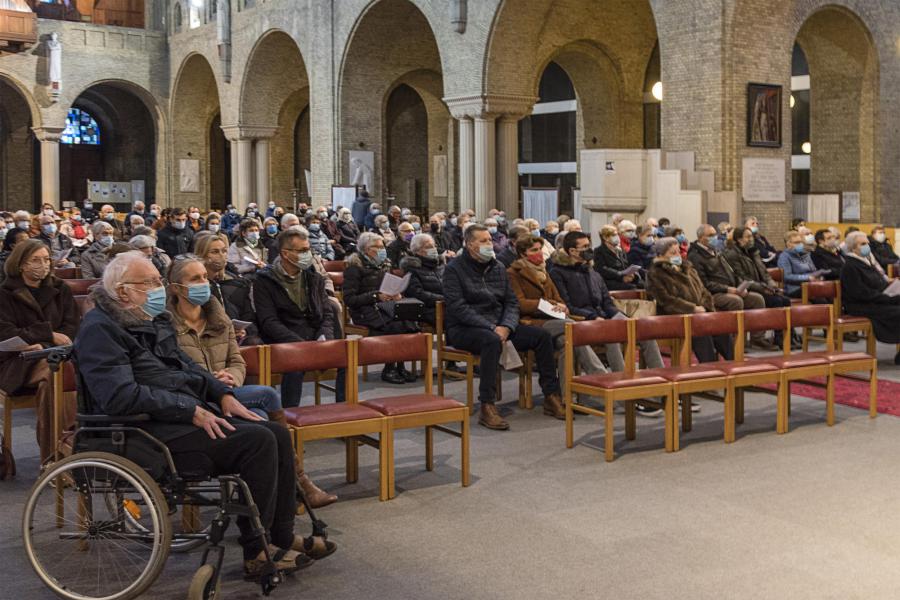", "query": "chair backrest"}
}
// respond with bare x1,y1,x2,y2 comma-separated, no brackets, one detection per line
435,301,447,350
74,294,94,315
570,318,629,347
742,307,787,333
689,311,739,338
269,339,350,374
633,314,686,342
327,271,345,288
609,289,645,301
323,260,347,273
802,280,837,302
790,304,832,329
768,268,784,284
64,278,101,296
55,267,80,279
240,345,262,377
357,333,429,366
